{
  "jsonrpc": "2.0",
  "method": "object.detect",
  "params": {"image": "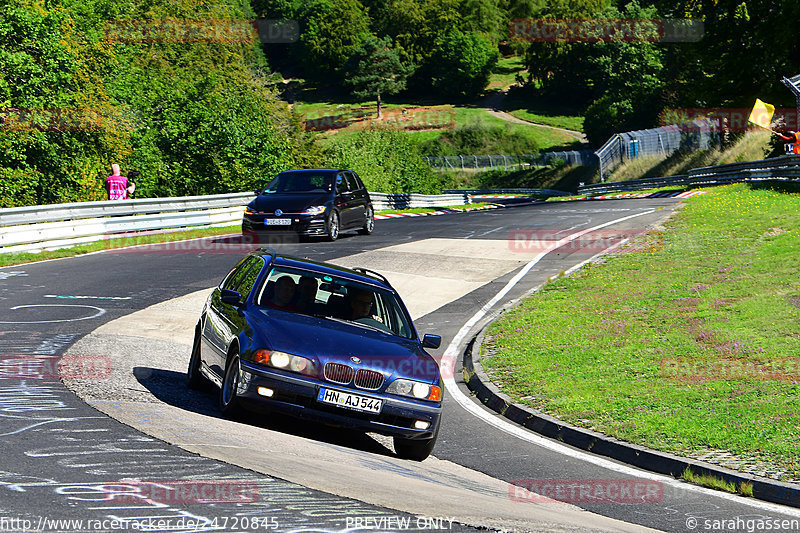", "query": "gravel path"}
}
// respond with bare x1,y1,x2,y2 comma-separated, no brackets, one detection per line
482,89,588,143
